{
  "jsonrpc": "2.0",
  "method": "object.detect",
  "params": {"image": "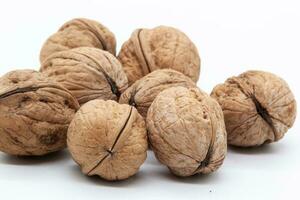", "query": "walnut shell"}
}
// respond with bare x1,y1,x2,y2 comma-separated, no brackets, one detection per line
118,26,200,85
67,100,148,181
211,70,297,147
147,86,227,177
40,18,116,62
40,47,128,105
119,69,196,118
0,70,79,156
